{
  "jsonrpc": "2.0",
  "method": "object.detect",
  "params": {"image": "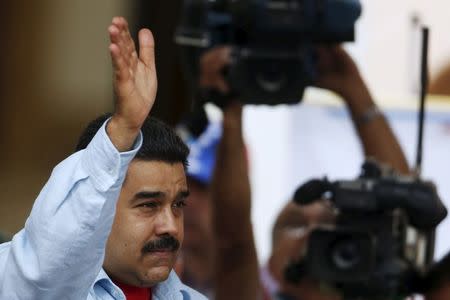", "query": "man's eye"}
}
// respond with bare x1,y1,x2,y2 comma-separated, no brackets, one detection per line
173,200,187,209
140,202,158,208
